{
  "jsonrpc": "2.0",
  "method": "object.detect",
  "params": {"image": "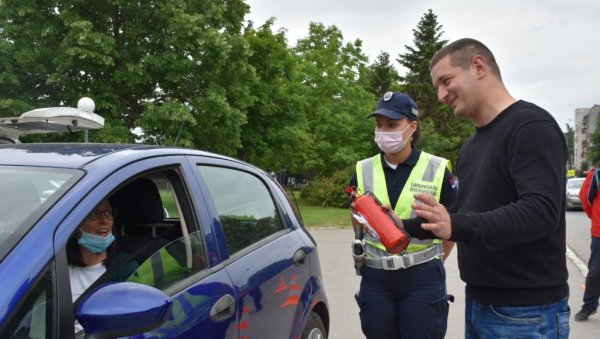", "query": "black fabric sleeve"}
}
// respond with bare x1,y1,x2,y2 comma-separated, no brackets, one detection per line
449,120,566,248
403,217,437,239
